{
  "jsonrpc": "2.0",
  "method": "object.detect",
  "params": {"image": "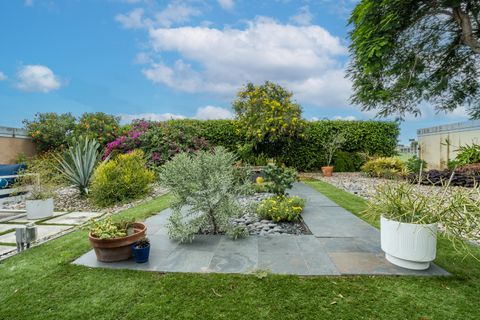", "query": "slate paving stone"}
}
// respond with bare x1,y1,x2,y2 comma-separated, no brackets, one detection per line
258,235,301,256
44,211,104,225
208,236,258,273
294,236,340,275
0,224,72,244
